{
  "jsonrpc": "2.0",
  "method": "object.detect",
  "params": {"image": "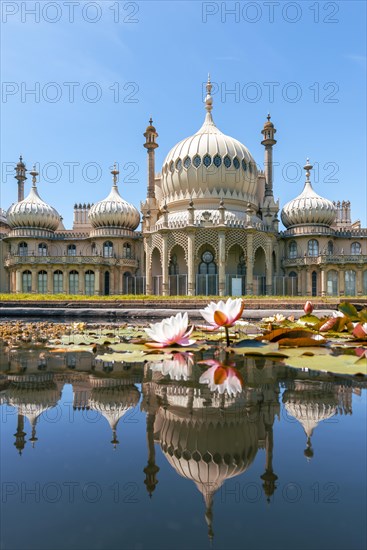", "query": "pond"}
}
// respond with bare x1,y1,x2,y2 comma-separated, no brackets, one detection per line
0,316,366,550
